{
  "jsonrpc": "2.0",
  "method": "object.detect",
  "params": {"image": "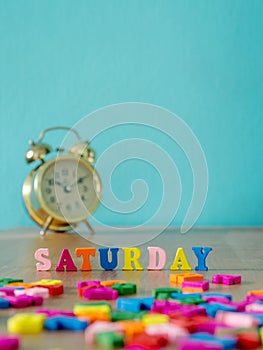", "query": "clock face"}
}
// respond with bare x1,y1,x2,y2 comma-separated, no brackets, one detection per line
36,156,101,222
